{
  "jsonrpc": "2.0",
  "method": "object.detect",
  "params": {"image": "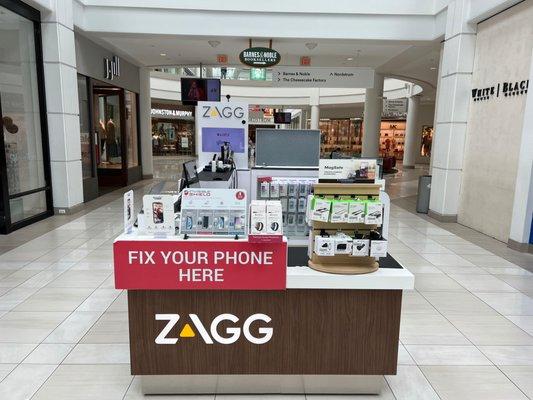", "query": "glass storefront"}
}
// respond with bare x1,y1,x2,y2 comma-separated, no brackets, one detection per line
151,102,195,156
319,119,363,157
0,1,52,233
